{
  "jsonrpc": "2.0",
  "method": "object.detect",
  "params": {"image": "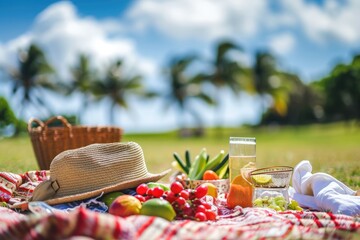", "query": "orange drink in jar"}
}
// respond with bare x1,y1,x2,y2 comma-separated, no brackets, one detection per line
227,137,256,208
